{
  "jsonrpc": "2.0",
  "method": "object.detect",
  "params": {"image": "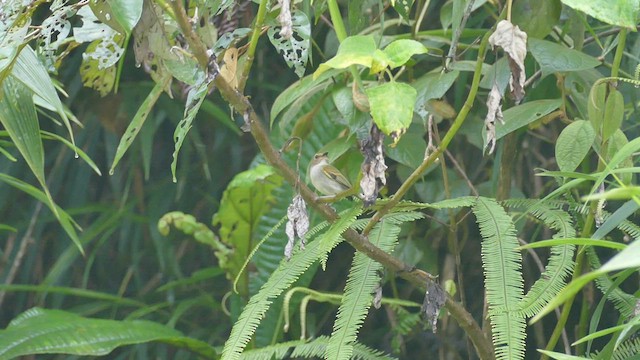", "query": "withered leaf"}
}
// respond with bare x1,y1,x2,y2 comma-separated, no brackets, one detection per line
360,124,387,207
277,0,293,40
421,281,446,333
489,20,528,104
285,194,309,260
484,83,504,155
